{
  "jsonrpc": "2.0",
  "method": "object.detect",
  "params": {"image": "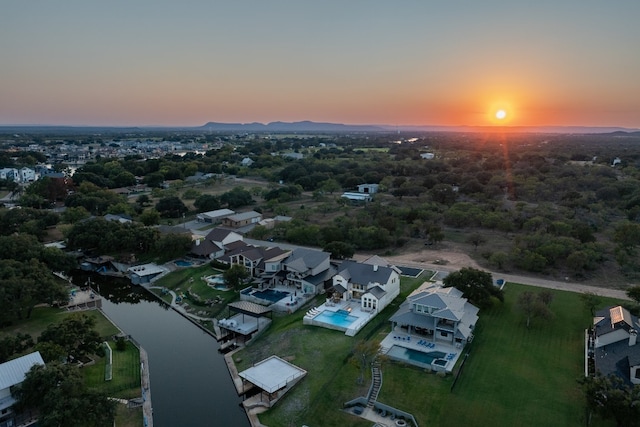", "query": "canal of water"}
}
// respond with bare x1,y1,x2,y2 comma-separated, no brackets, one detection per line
78,273,251,427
